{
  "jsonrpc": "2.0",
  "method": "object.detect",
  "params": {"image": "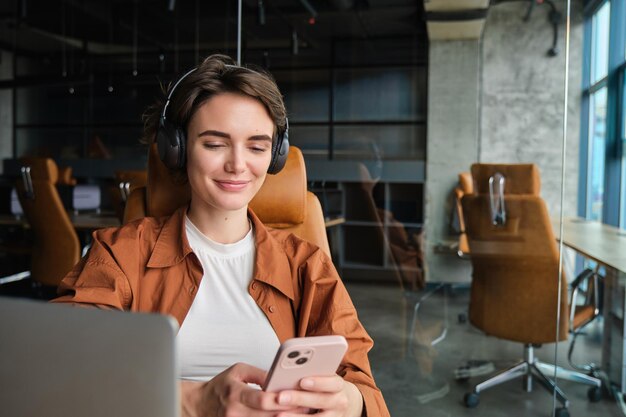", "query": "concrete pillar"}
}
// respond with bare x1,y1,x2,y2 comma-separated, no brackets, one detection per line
425,40,480,283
